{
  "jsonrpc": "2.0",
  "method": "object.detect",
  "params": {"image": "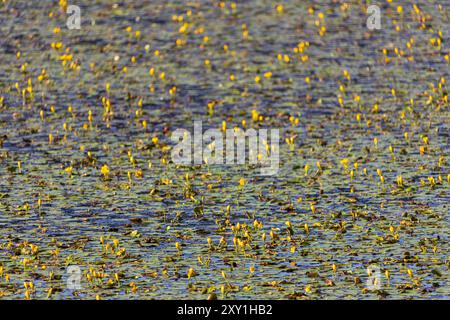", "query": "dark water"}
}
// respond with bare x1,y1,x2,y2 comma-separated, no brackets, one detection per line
0,0,448,299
